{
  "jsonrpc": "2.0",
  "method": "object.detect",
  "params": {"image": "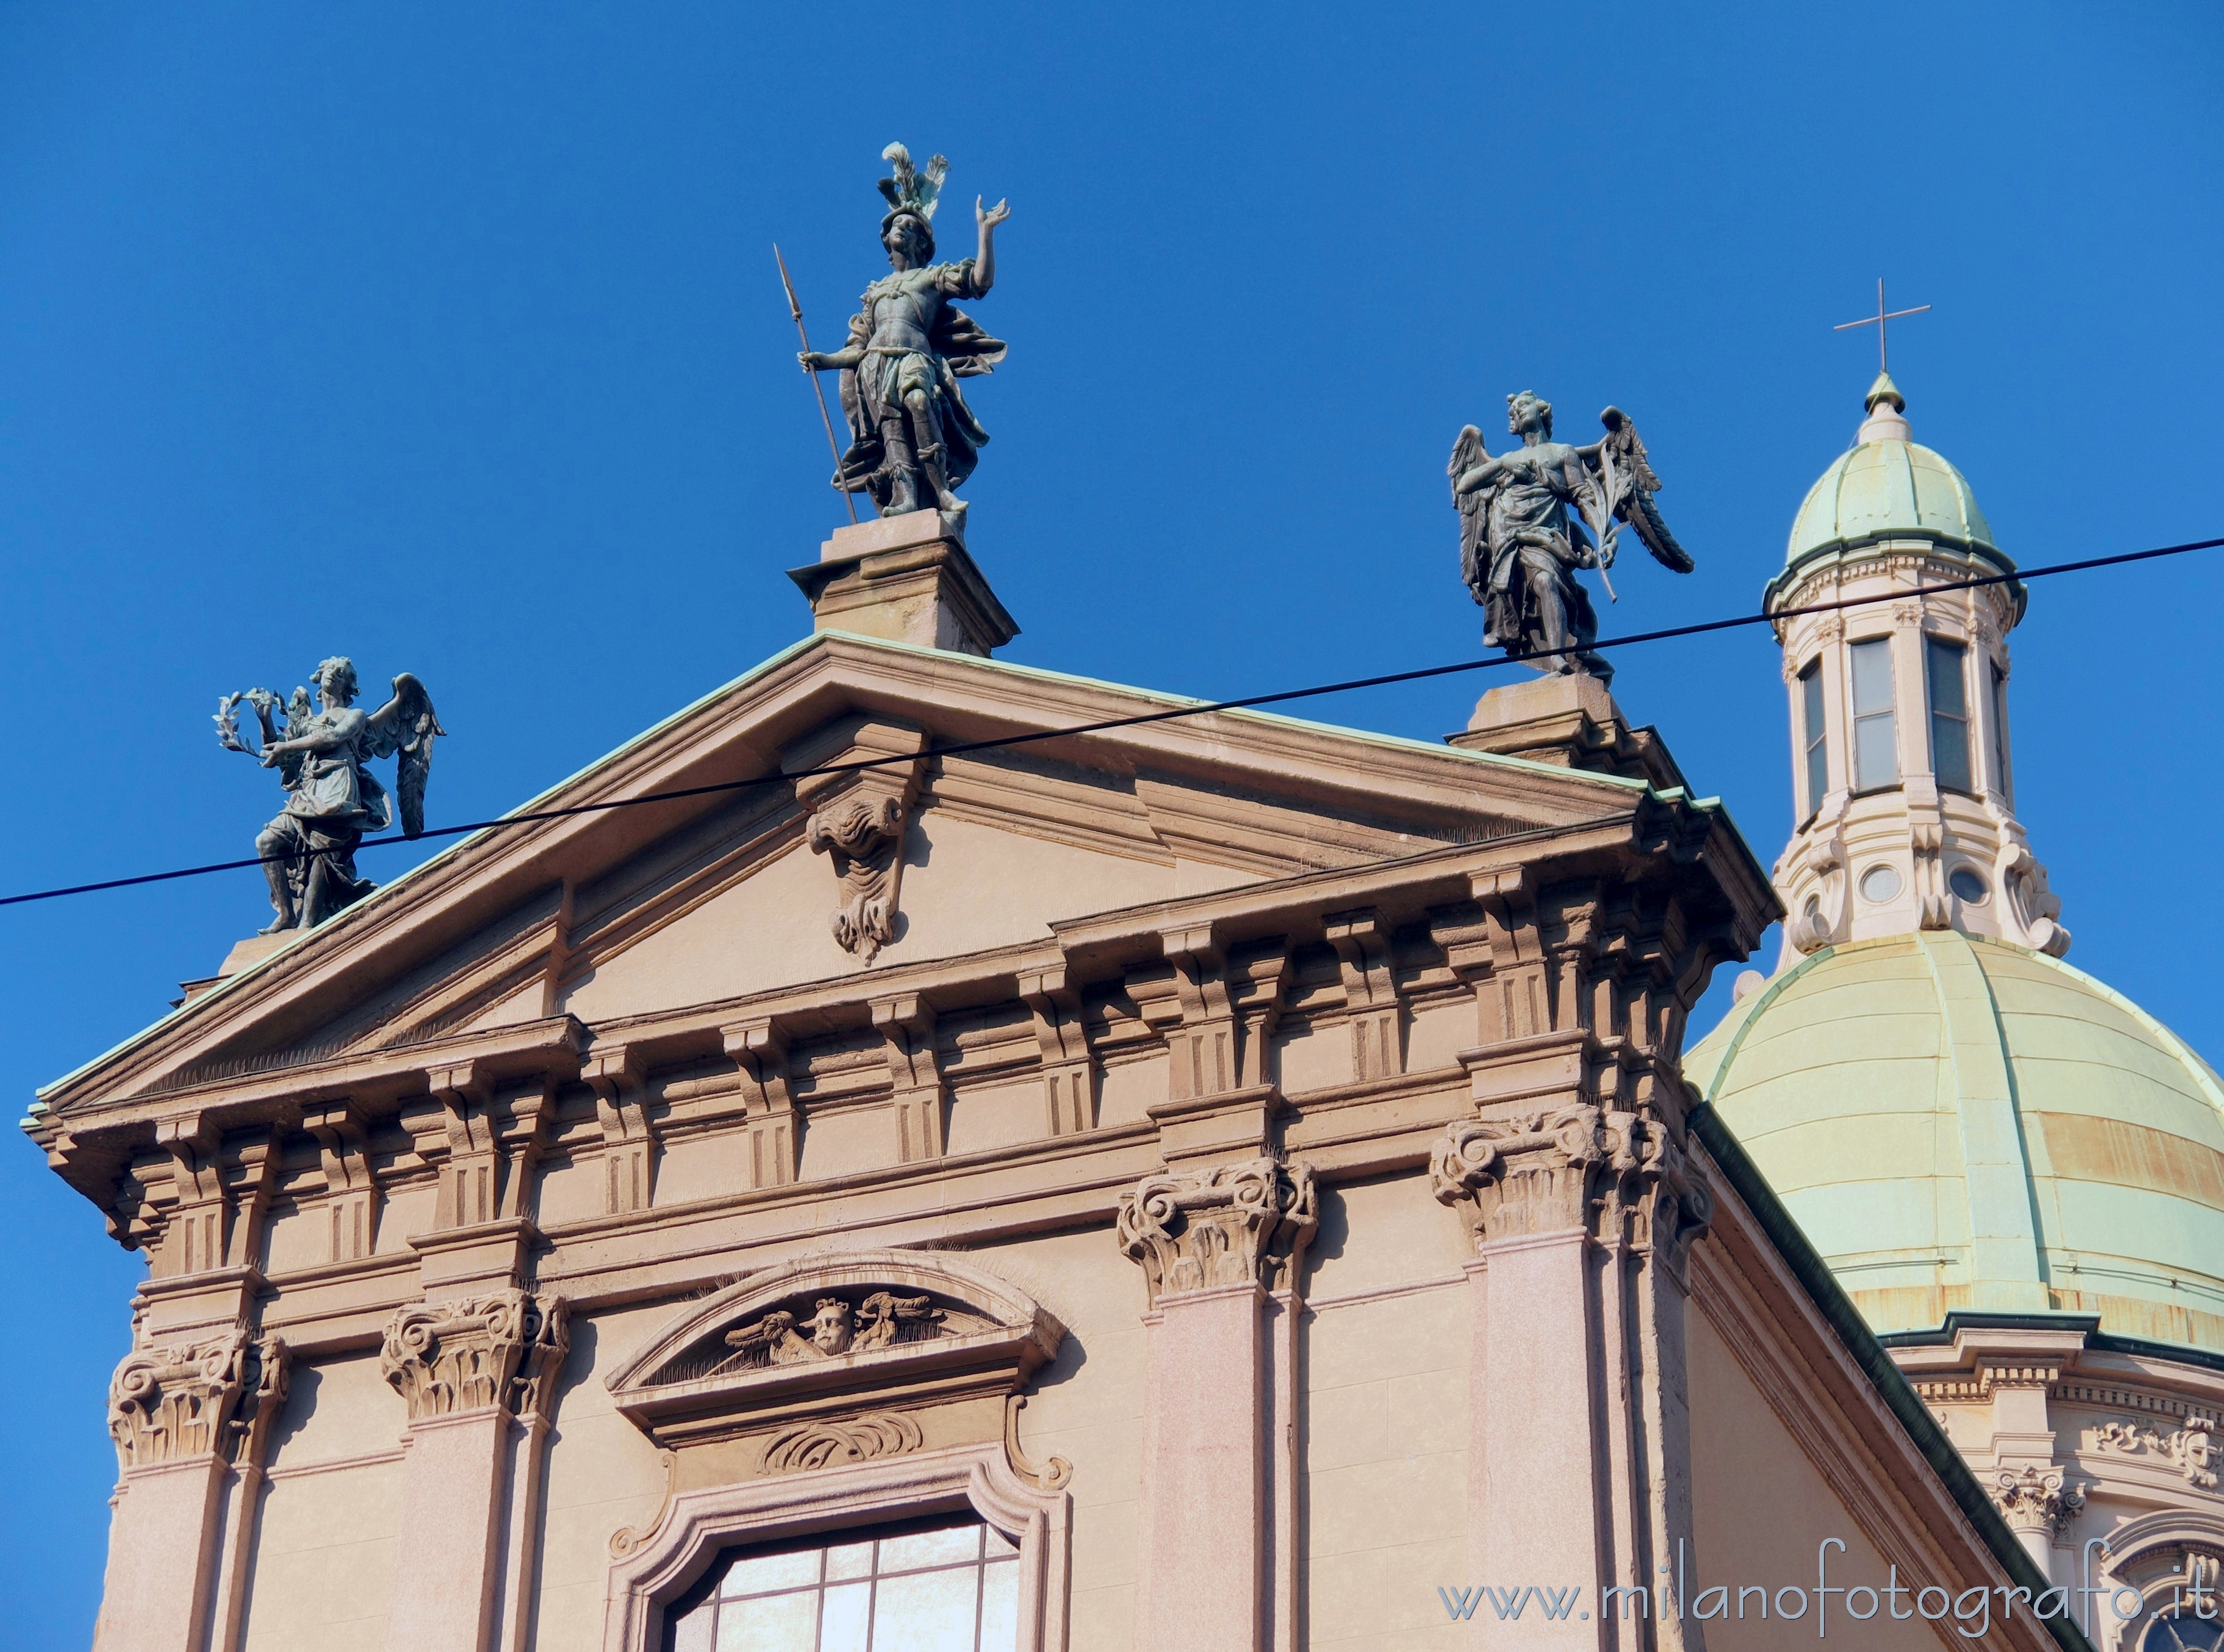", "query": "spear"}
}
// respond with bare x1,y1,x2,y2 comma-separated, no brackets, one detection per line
774,243,858,525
